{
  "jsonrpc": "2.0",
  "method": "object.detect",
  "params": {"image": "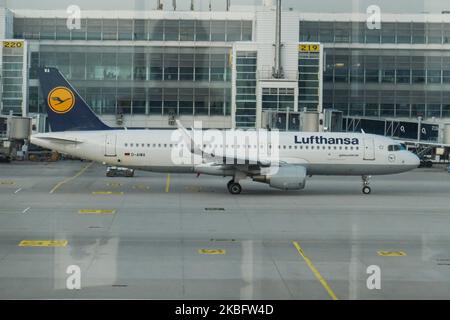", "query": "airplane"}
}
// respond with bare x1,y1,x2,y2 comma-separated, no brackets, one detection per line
30,67,420,195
